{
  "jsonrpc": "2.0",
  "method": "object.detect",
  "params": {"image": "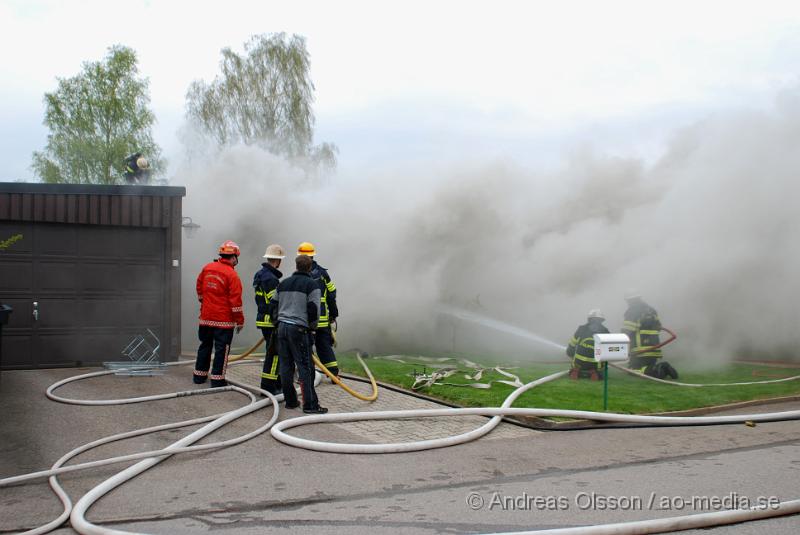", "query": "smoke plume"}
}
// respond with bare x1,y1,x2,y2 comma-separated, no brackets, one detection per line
177,90,800,365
